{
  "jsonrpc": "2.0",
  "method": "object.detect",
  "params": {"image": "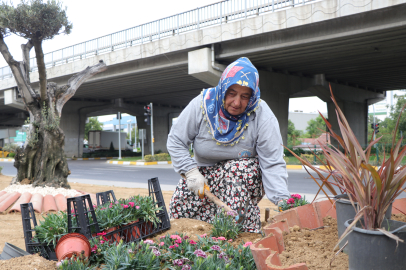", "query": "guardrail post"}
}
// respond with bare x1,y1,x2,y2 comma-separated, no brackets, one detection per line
272,0,275,12
245,0,247,18
141,26,144,44
220,2,222,24
111,34,113,51
158,22,160,40
125,30,127,48
197,8,200,29
96,39,98,55
177,14,179,34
